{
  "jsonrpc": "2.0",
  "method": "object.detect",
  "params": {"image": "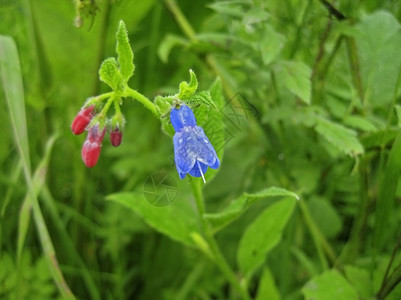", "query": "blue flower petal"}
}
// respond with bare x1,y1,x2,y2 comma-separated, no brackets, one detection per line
170,104,197,132
171,104,220,180
188,161,208,177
